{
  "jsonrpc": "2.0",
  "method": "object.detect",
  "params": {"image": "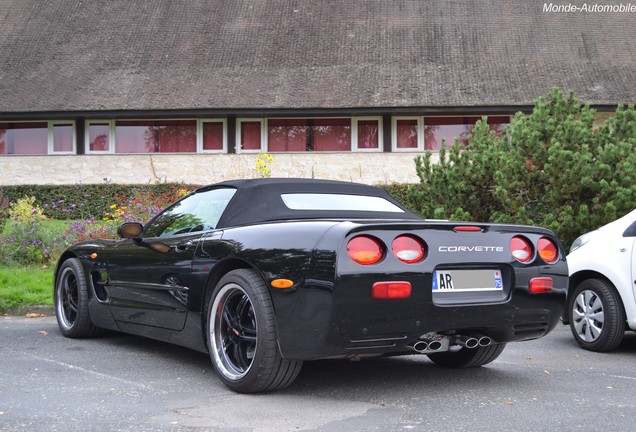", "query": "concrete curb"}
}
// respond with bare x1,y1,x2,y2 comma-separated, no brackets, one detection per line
1,305,55,317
